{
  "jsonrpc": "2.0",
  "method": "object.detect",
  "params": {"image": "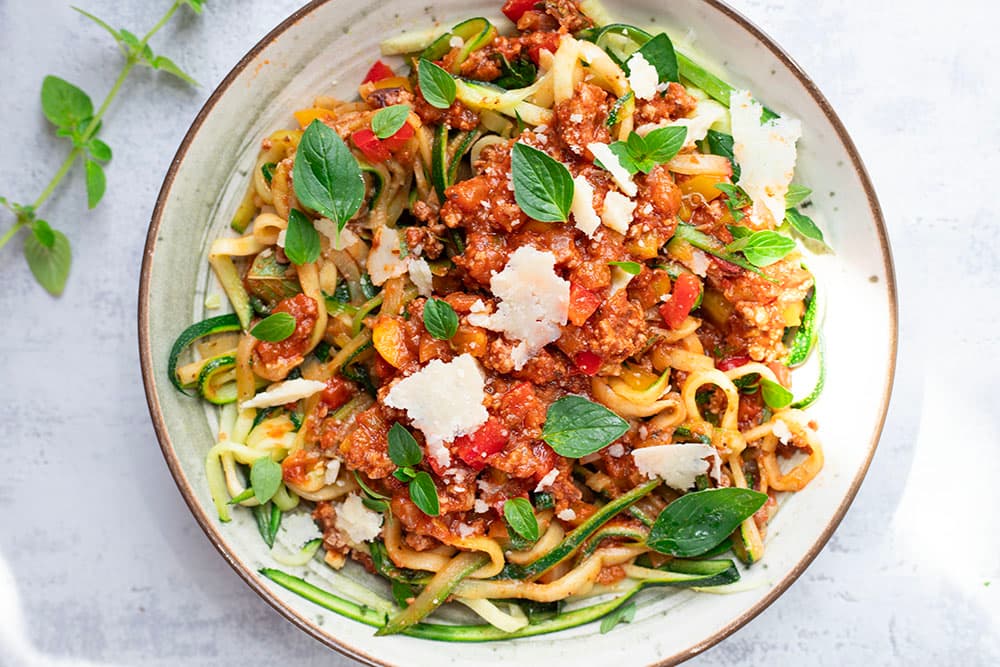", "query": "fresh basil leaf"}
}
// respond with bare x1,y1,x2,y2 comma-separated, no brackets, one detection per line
759,377,793,409
40,76,93,129
362,496,389,512
284,209,321,266
633,33,678,83
714,183,751,222
152,54,198,86
393,467,417,483
250,456,283,504
608,261,642,275
371,104,411,139
643,126,687,164
647,488,768,557
292,120,365,230
354,470,390,501
422,298,459,340
705,129,740,181
626,131,646,156
600,600,636,634
739,231,796,267
87,138,112,163
417,59,456,110
511,142,574,222
785,208,825,244
727,224,752,240
495,55,537,89
603,141,639,175
250,312,296,342
183,0,205,13
84,159,105,209
541,396,629,457
261,162,276,185
784,184,812,209
409,471,440,516
388,423,423,467
24,223,71,296
503,498,539,542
